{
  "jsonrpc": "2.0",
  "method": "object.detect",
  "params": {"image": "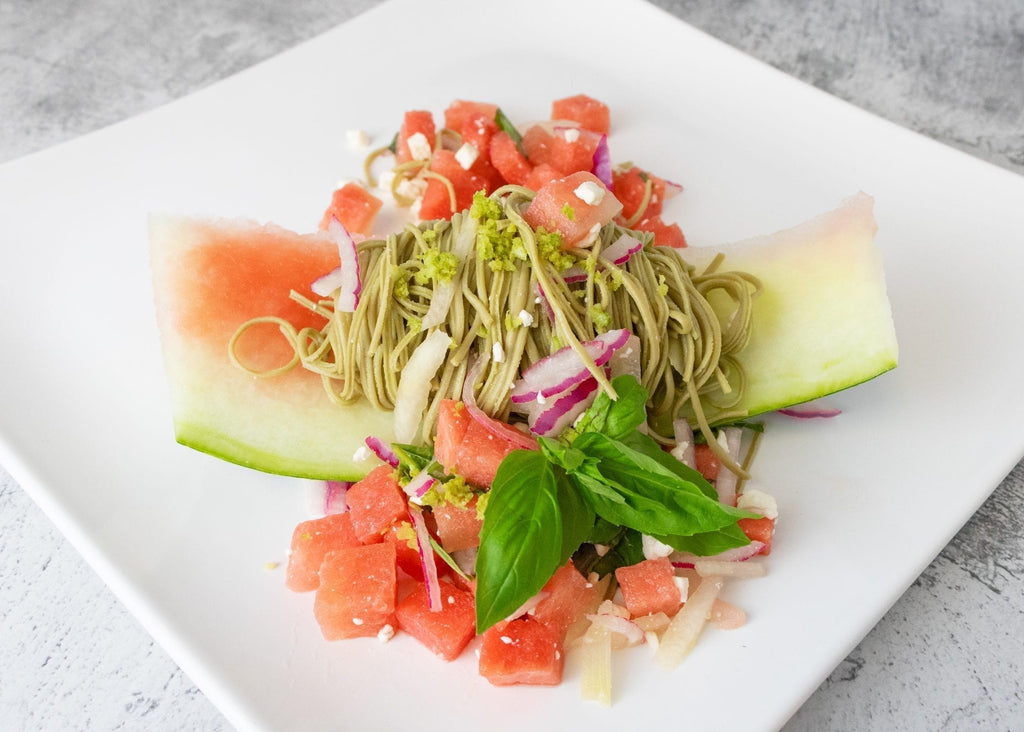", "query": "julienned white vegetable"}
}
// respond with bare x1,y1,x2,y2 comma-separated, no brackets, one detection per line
714,426,743,506
695,560,768,578
393,329,451,443
654,575,725,671
420,218,477,330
